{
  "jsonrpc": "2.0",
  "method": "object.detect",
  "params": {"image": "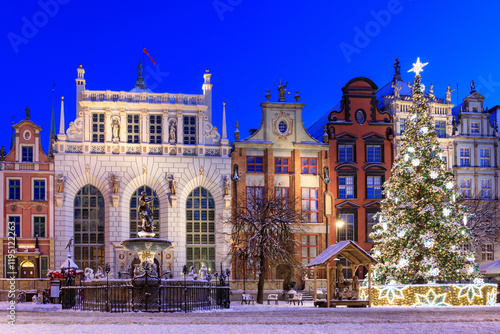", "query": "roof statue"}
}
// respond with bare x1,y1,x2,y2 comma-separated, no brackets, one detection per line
25,106,30,121
278,76,288,102
137,60,143,77
445,85,456,104
393,57,401,81
428,82,435,100
470,80,476,94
